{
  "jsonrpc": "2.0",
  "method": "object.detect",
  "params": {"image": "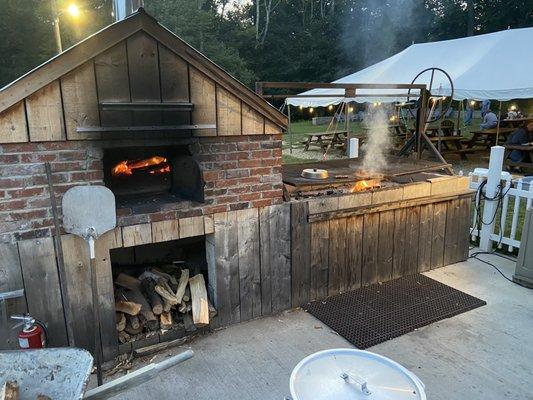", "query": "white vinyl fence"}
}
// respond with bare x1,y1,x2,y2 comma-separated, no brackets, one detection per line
469,146,533,253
